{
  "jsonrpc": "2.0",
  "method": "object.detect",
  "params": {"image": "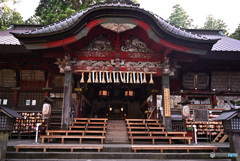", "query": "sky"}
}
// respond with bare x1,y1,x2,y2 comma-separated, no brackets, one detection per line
7,0,240,34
